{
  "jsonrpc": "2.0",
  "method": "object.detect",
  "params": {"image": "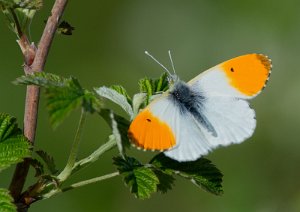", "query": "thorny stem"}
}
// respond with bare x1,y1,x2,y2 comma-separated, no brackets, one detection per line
9,0,69,205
